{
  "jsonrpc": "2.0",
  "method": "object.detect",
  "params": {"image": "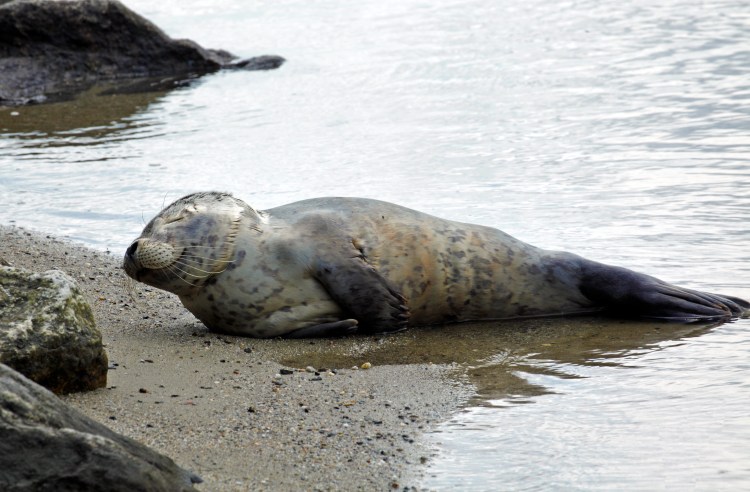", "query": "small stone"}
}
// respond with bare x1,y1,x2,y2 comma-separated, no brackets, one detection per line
360,362,372,370
279,368,294,375
305,366,316,373
138,388,149,394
